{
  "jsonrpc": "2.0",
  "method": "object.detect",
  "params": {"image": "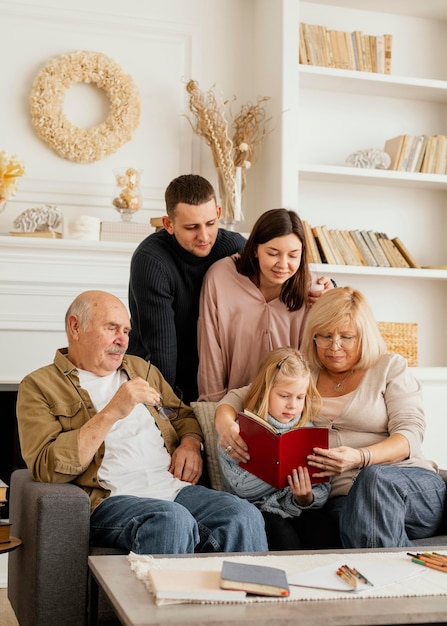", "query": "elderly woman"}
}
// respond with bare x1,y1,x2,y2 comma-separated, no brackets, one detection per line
215,286,446,548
